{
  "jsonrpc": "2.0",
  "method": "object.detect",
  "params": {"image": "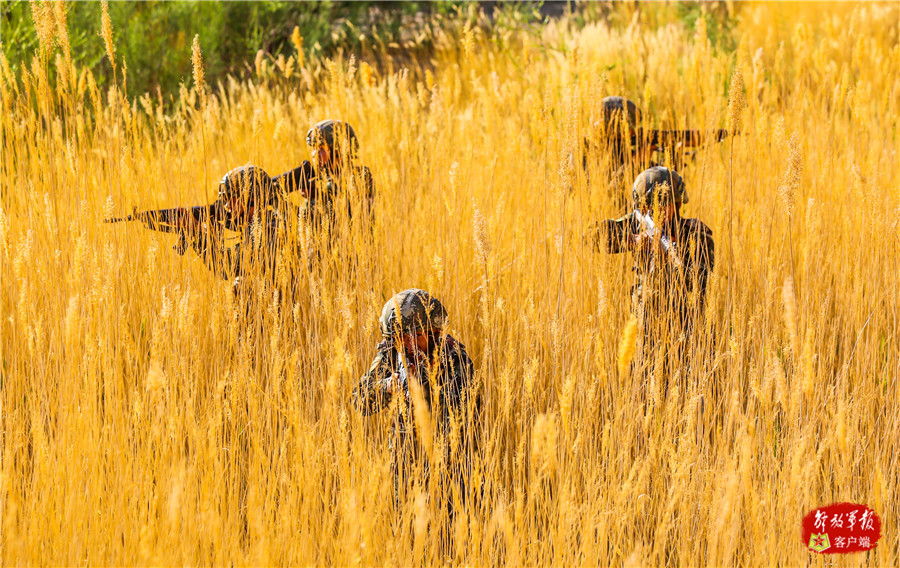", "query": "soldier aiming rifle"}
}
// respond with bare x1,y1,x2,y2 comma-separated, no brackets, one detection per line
584,96,731,209
106,164,310,294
